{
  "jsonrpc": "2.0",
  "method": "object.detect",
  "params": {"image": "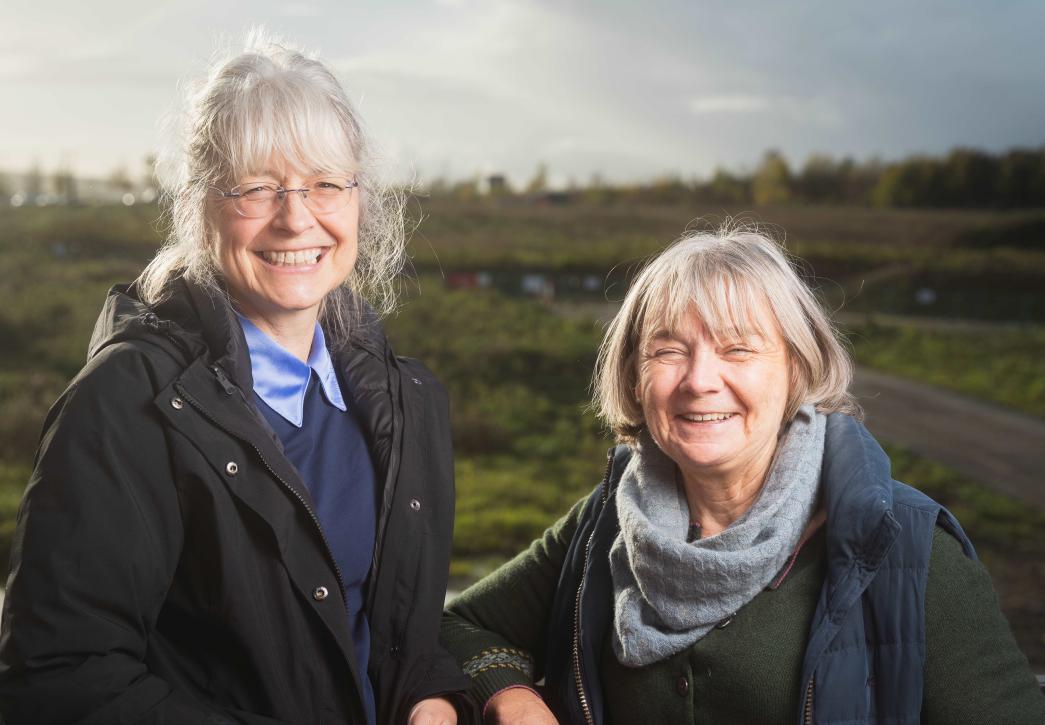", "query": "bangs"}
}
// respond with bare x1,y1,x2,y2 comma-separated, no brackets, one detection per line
209,64,359,183
638,262,779,349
